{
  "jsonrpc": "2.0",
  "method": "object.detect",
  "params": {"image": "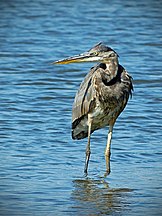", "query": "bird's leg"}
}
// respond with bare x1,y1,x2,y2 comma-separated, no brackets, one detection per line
84,115,92,175
105,124,114,176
